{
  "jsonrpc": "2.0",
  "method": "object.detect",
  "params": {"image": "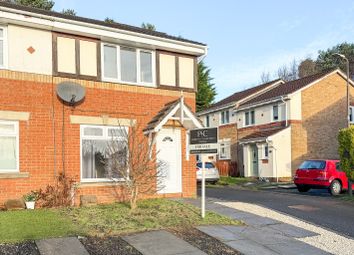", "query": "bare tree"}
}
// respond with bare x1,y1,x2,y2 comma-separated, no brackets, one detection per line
260,71,271,83
276,59,298,81
103,122,166,210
